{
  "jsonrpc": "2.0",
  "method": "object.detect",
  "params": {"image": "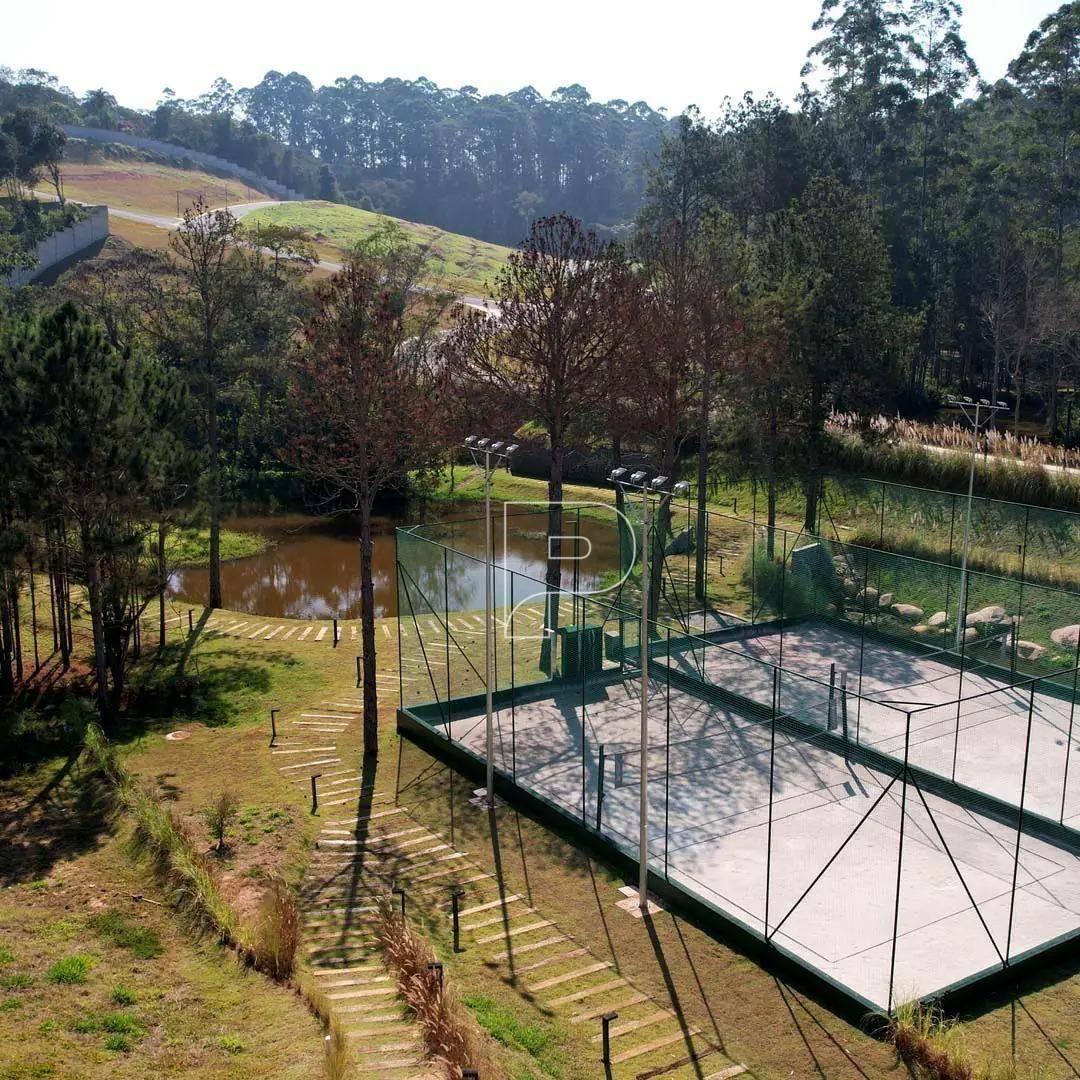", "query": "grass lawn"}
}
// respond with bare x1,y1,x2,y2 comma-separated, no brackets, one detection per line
242,201,513,297
55,153,272,219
